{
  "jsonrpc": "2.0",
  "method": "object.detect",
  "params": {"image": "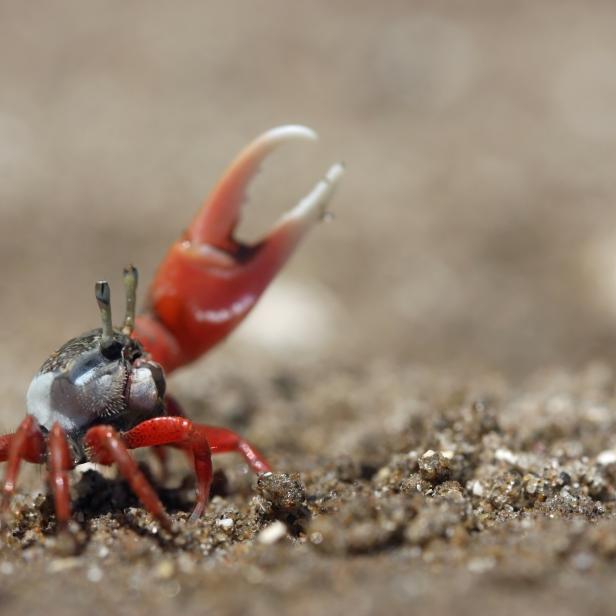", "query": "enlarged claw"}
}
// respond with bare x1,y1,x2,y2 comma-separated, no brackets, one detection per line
135,125,344,373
